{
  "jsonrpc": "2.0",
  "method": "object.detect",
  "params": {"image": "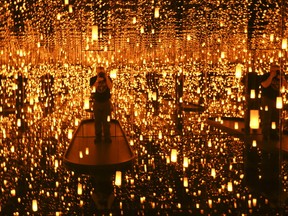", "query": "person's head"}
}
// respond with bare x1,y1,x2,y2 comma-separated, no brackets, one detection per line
270,64,280,74
96,66,106,78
